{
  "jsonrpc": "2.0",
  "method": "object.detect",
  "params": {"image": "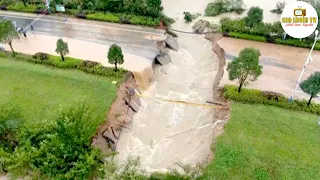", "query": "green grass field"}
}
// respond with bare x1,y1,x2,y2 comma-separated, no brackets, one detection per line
0,57,120,129
202,103,320,180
